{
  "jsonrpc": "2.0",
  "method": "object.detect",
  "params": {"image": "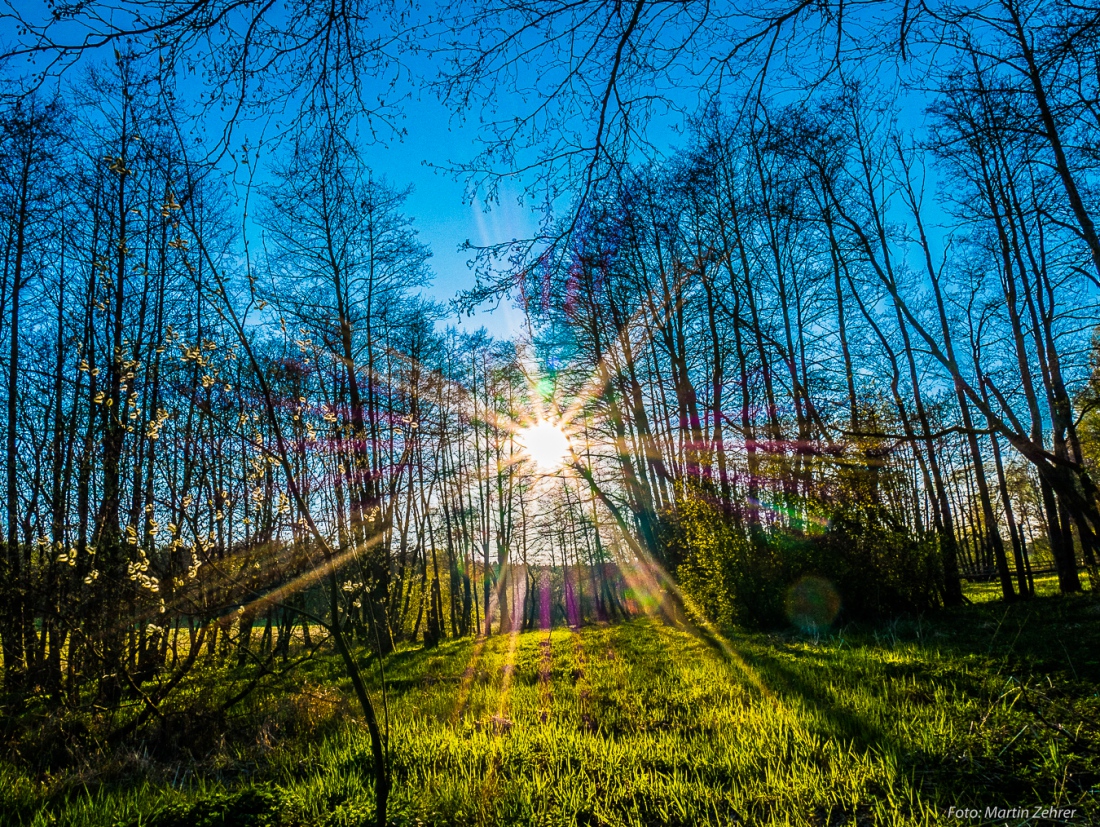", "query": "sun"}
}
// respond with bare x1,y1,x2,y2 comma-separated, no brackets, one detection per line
518,419,572,474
